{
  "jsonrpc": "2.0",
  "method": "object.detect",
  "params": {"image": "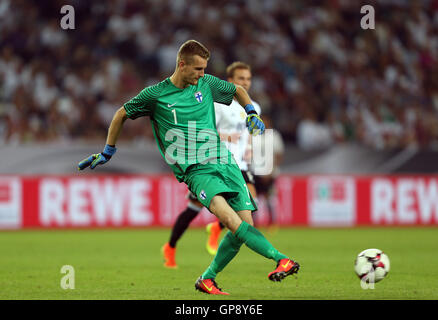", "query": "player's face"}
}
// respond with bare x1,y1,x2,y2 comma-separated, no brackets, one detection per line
181,55,207,85
229,68,252,92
